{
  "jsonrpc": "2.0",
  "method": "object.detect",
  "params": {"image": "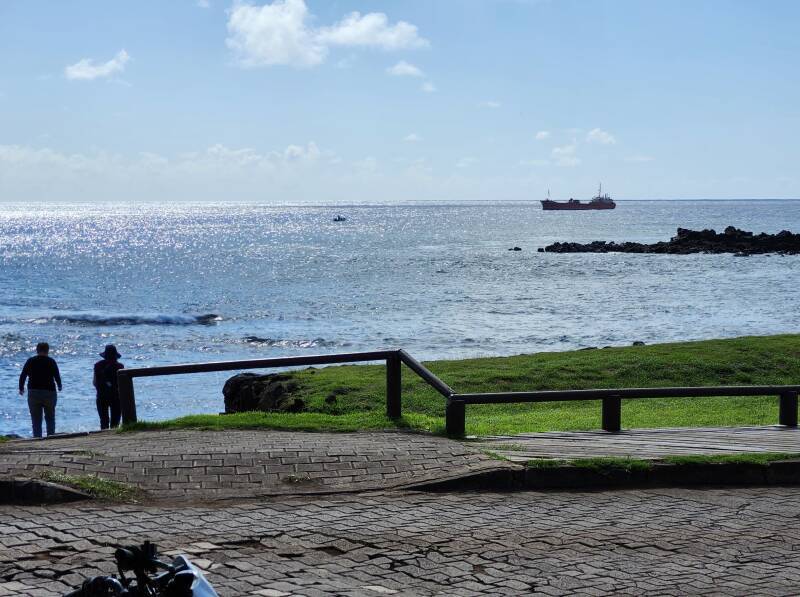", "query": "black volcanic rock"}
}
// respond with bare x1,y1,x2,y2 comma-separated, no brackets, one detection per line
223,372,305,414
541,227,800,255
